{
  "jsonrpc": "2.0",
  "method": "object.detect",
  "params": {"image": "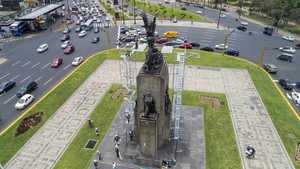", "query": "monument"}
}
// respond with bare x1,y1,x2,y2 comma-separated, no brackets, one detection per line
134,10,172,158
